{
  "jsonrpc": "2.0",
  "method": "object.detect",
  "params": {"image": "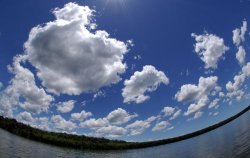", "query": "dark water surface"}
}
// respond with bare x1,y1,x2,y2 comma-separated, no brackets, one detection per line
0,112,249,158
